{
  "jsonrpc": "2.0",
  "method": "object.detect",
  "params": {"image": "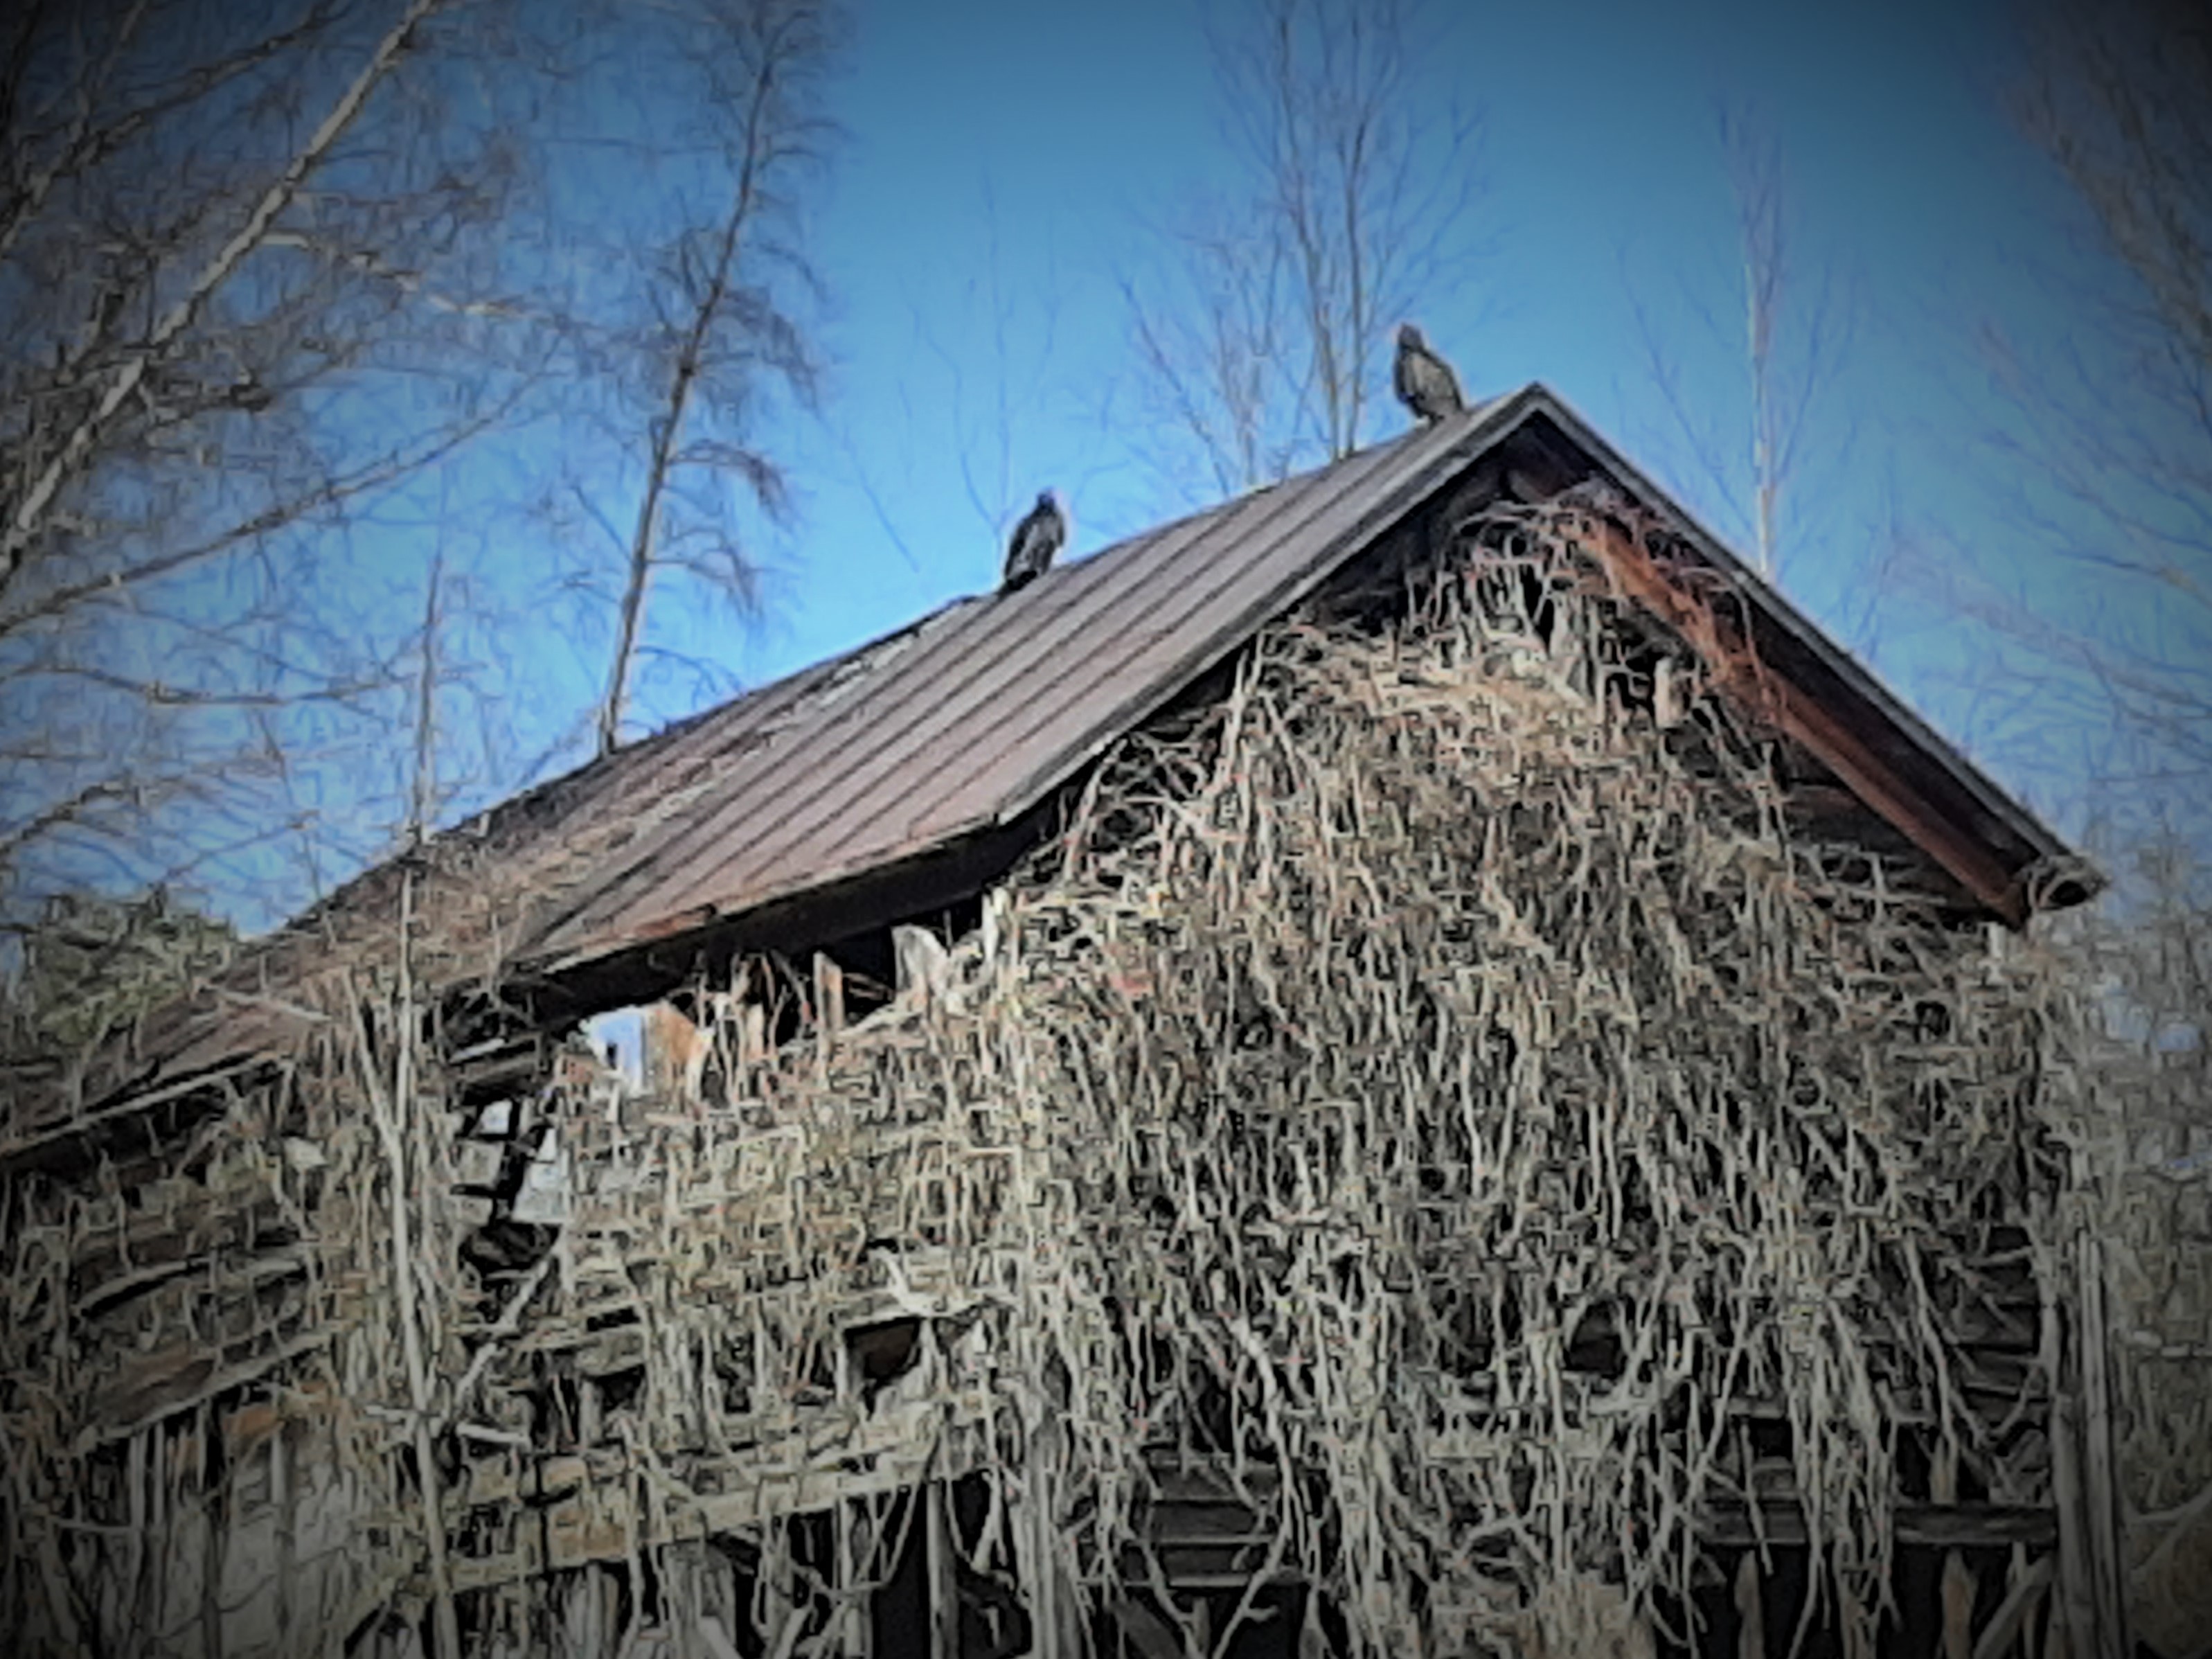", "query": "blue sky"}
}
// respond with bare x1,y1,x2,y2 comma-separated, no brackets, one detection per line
132,0,2191,928
684,0,2122,825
